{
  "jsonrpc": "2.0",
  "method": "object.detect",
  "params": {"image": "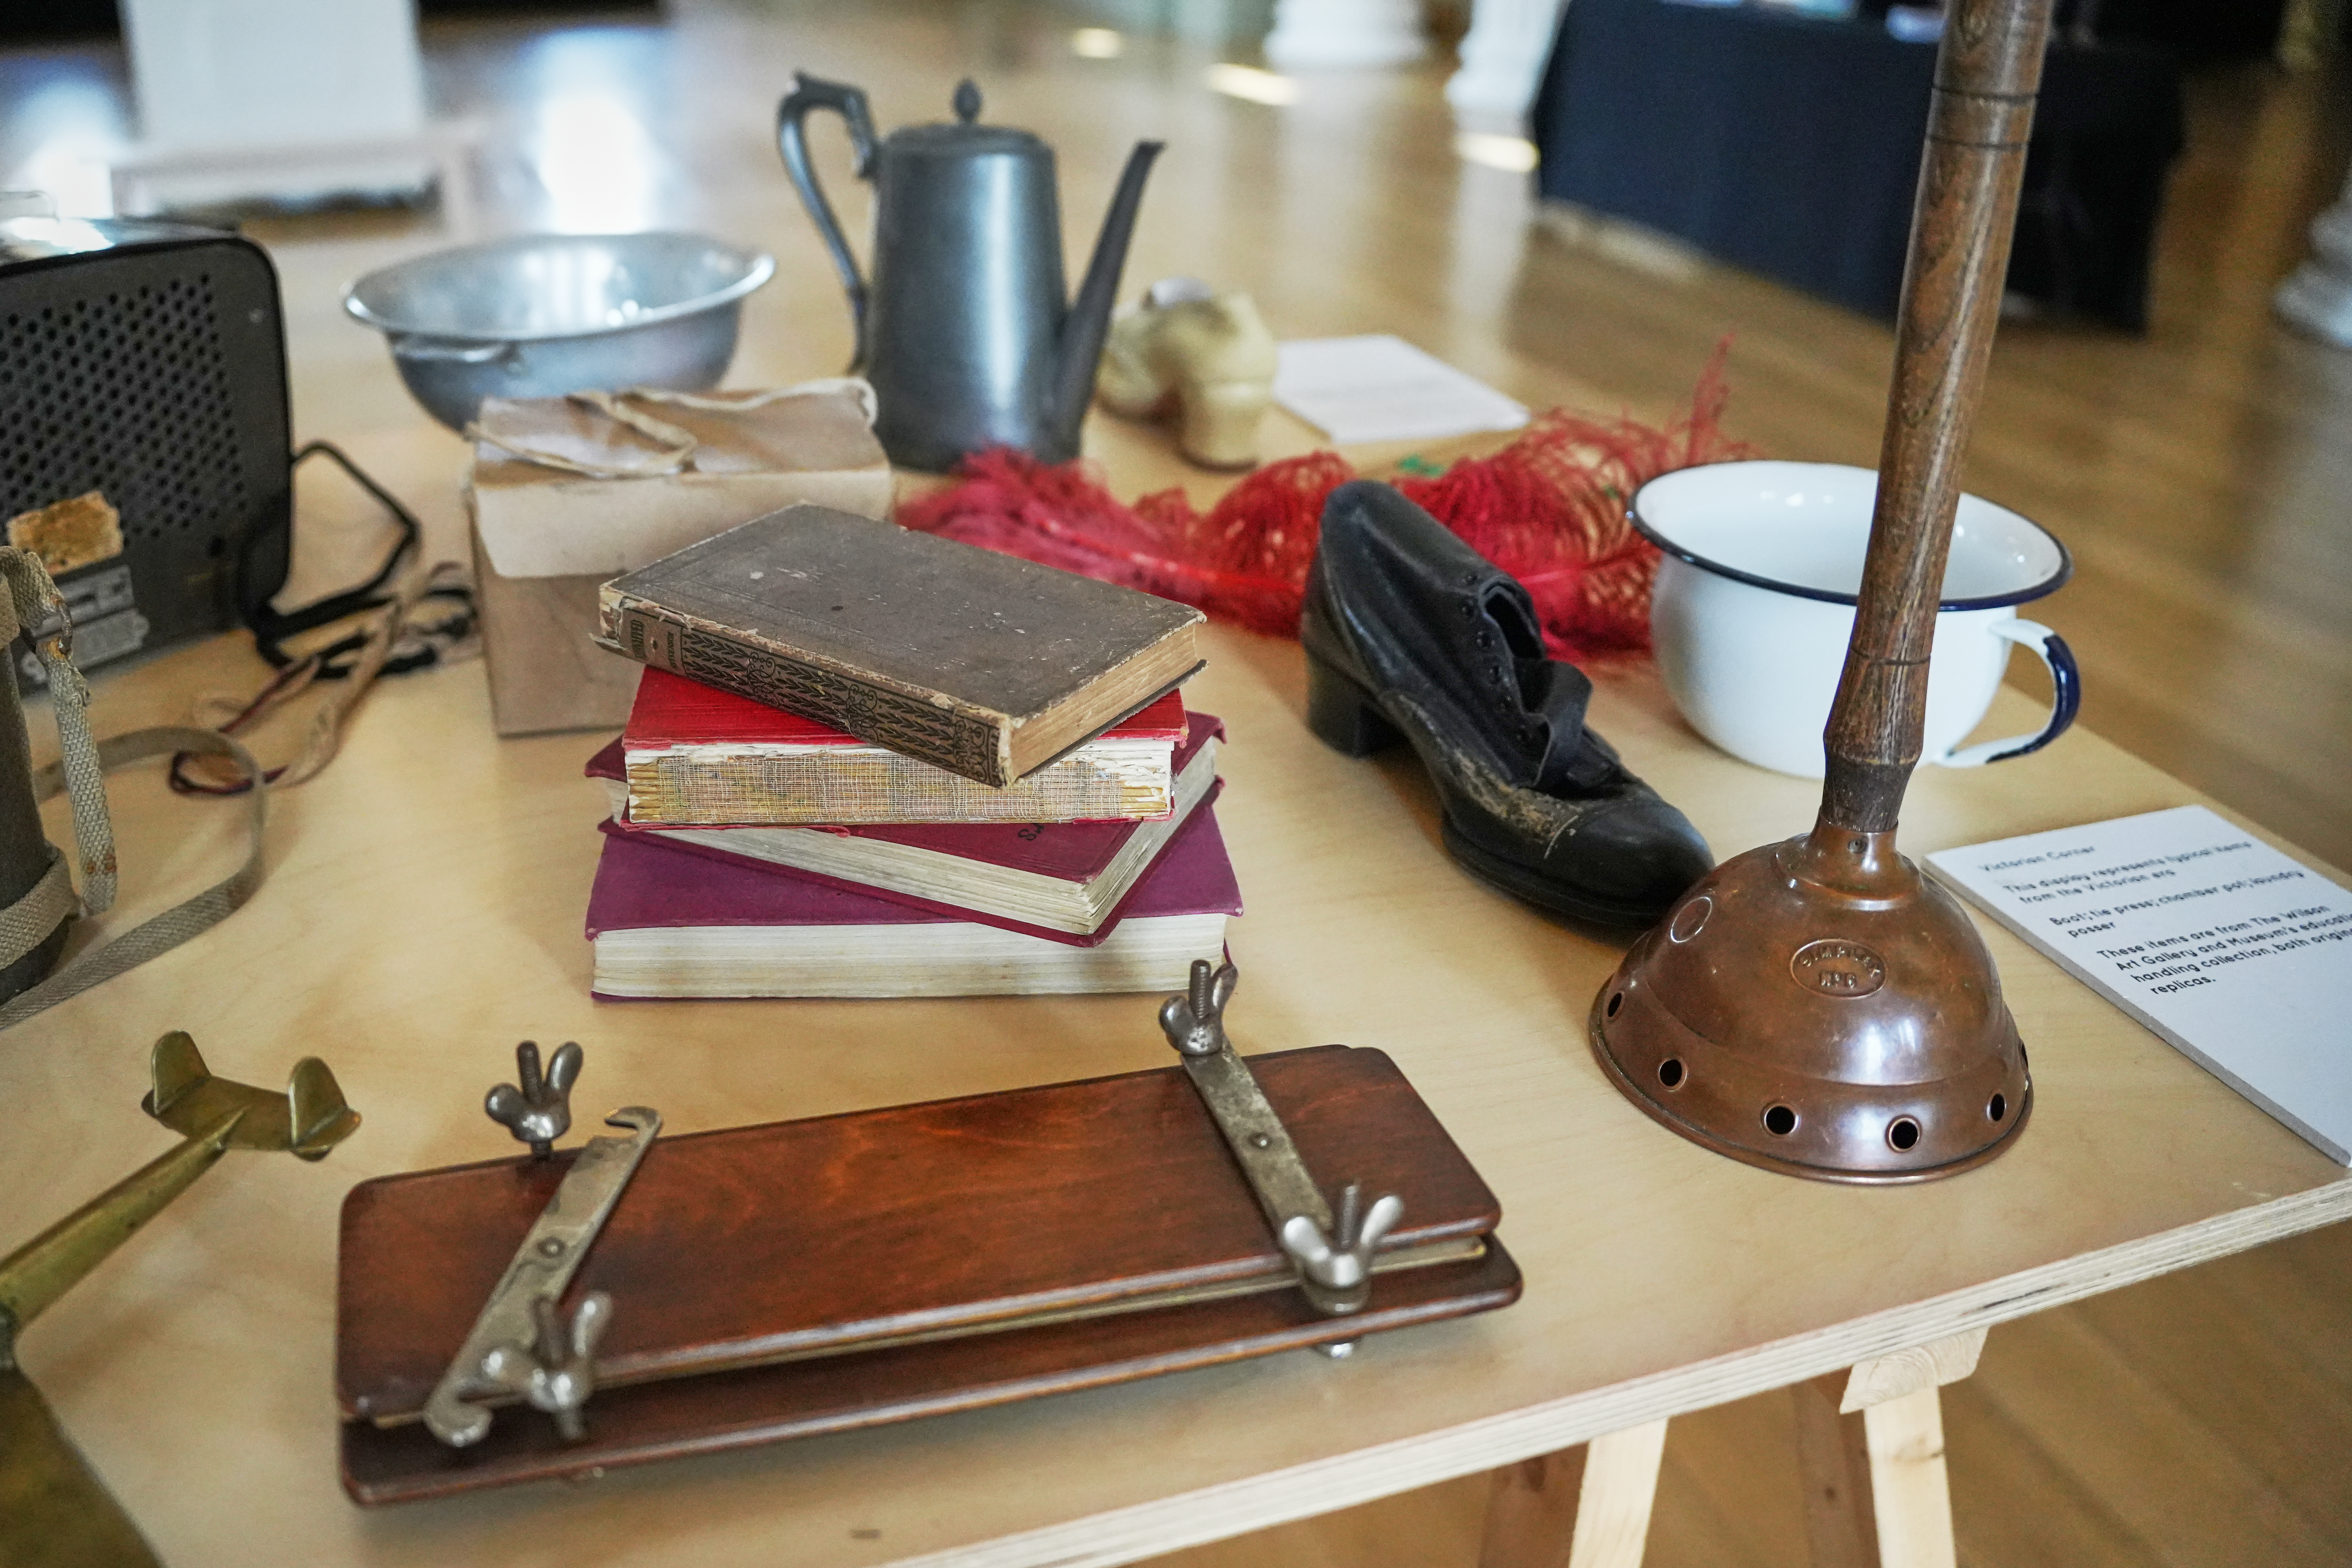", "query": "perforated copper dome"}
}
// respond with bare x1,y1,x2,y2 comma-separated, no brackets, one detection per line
1590,825,2031,1184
